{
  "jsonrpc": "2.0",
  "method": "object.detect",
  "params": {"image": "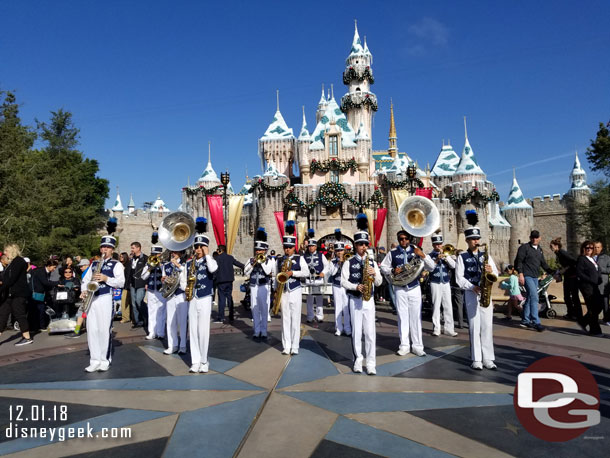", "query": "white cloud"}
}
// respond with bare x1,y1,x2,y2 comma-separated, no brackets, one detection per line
406,17,449,55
